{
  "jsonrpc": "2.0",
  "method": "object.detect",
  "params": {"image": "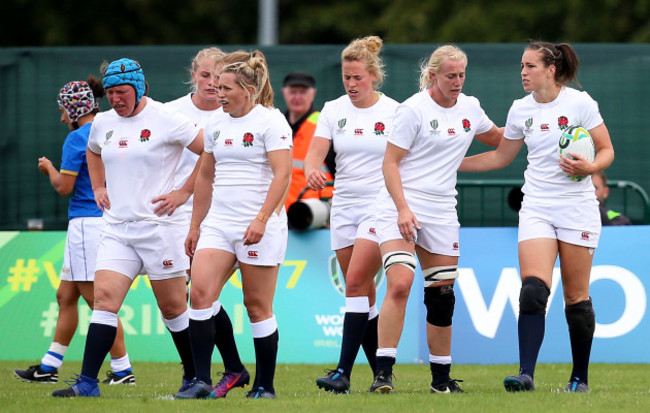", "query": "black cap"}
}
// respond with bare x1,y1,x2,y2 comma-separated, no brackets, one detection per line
283,71,316,88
